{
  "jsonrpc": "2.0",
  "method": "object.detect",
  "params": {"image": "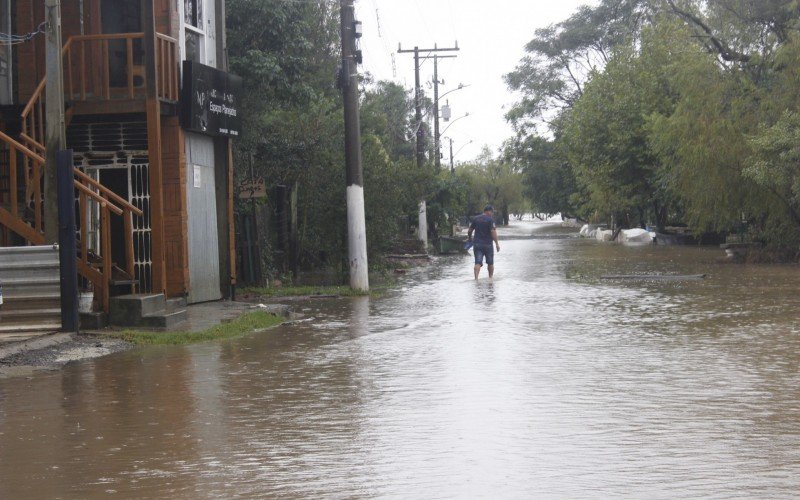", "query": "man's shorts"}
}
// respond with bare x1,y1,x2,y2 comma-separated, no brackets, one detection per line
473,243,494,266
